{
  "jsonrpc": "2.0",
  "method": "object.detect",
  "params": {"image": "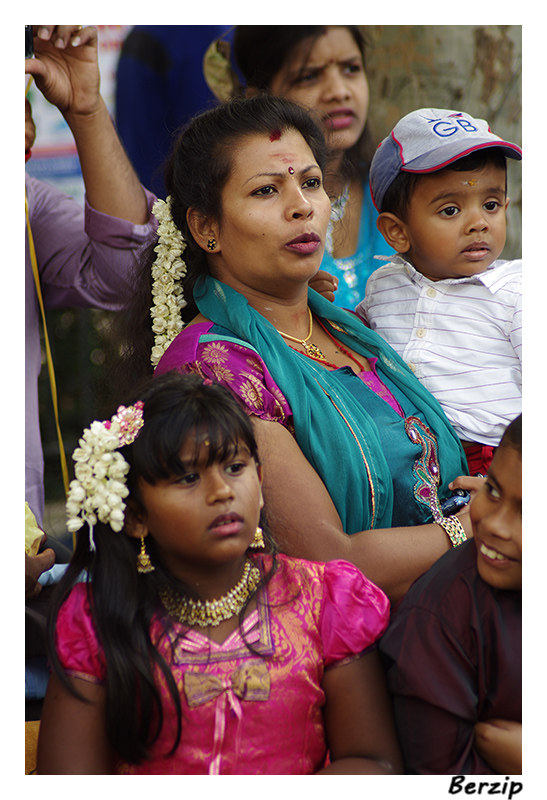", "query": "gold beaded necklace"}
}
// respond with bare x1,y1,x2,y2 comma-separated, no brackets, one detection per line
275,307,326,361
158,560,261,628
